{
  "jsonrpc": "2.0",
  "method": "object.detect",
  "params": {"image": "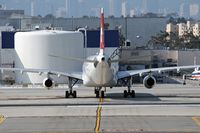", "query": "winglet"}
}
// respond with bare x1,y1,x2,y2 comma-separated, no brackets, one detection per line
100,8,105,54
